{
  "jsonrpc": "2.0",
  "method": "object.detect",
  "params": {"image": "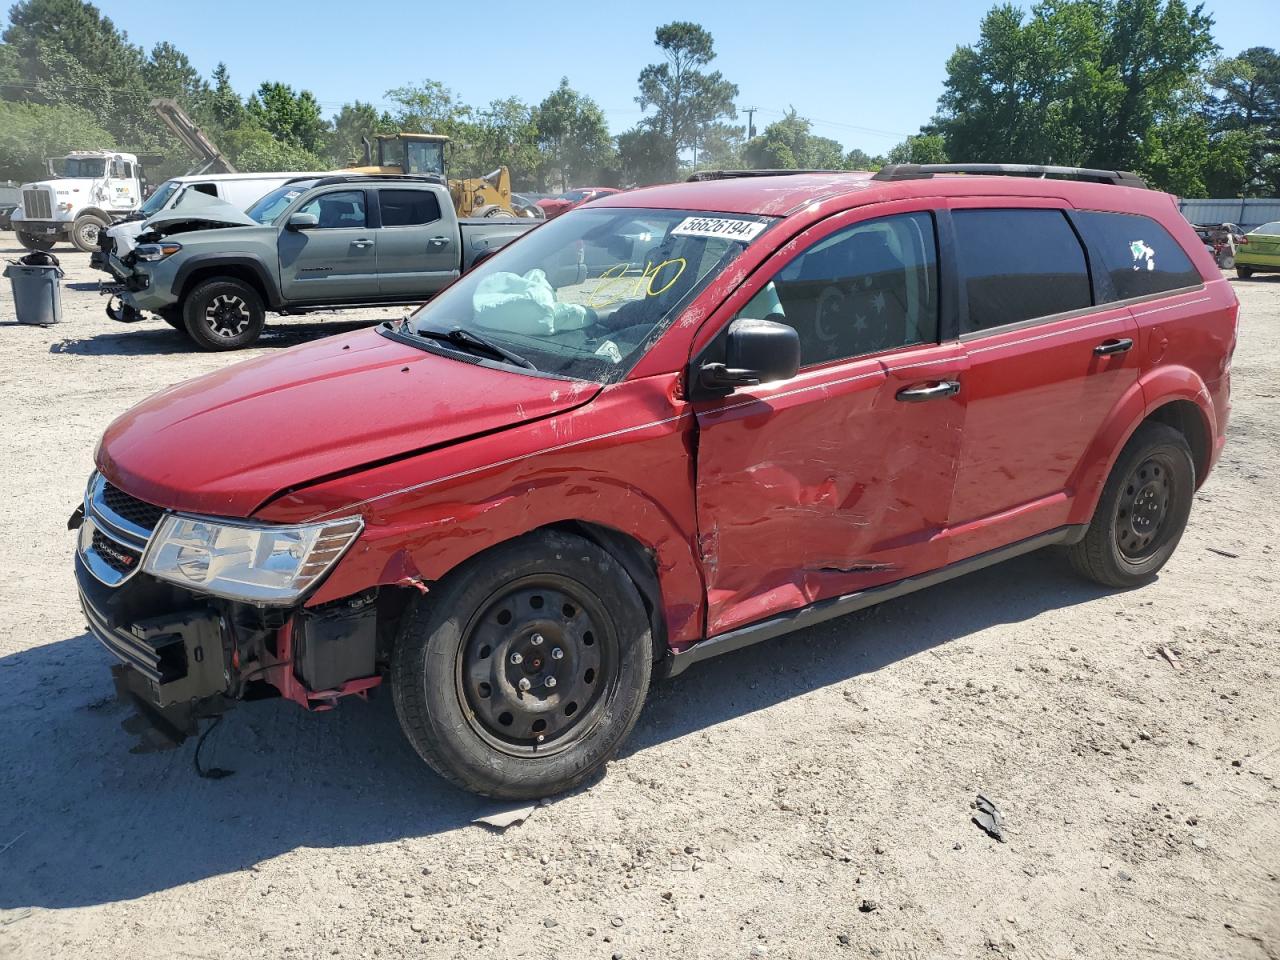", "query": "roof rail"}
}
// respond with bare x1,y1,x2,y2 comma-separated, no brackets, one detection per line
311,173,447,188
686,169,847,182
872,163,1147,189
